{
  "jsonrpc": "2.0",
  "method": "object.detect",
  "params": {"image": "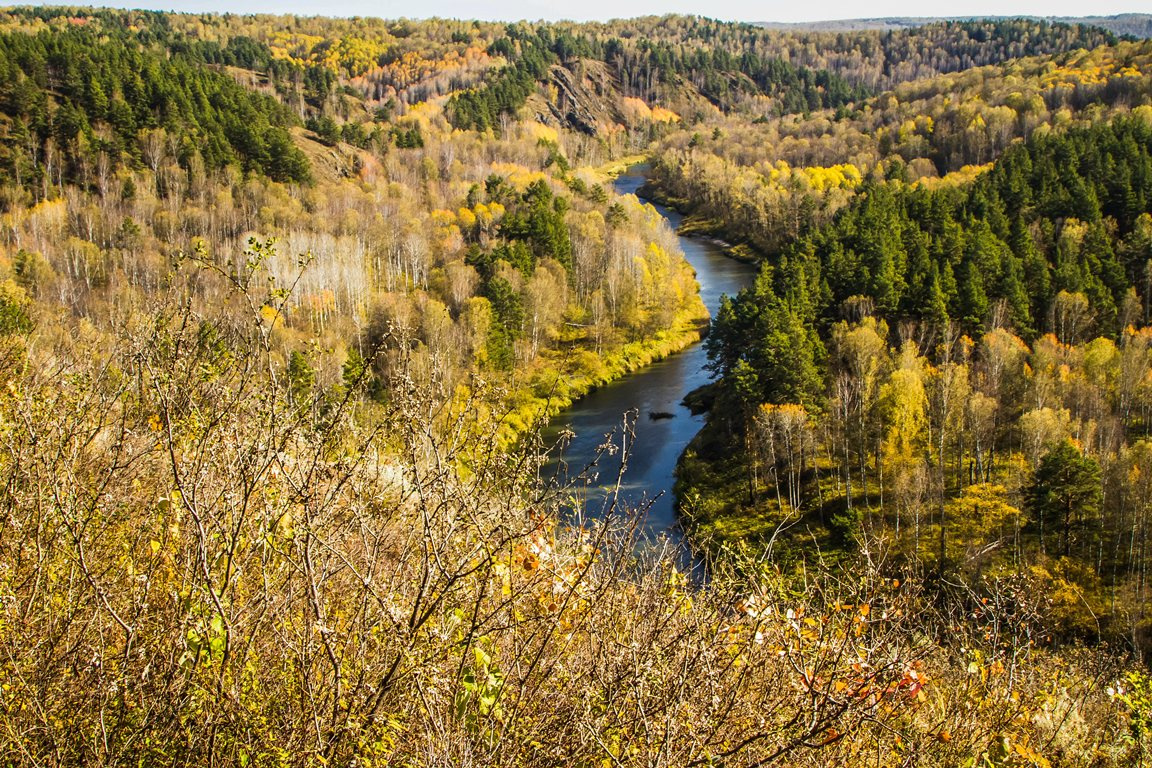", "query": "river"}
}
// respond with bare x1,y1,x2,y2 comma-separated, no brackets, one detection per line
542,165,758,554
